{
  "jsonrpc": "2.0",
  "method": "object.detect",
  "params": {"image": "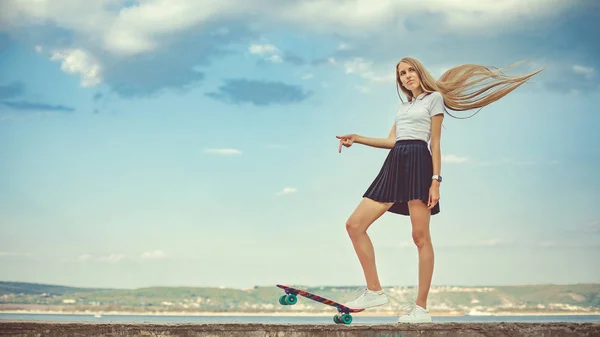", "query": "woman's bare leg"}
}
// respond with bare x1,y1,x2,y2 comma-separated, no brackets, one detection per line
407,199,434,309
345,197,393,291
